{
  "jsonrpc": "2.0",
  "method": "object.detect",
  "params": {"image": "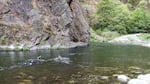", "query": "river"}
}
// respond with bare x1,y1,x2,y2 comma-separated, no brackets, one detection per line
0,43,150,84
